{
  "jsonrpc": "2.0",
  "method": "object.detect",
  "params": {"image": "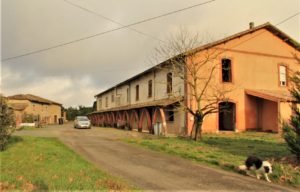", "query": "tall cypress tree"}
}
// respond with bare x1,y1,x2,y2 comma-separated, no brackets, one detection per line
283,69,300,161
